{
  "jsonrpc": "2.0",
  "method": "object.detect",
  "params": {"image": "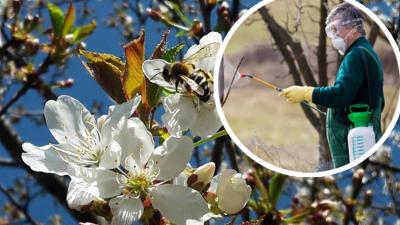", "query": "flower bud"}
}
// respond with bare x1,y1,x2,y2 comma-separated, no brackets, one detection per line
219,1,229,13
188,162,215,192
207,0,217,7
147,8,164,21
64,34,75,44
322,175,335,185
243,169,256,189
189,20,203,38
352,168,364,192
363,189,373,207
56,78,74,88
204,191,217,204
216,169,251,214
25,38,40,55
317,199,339,211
